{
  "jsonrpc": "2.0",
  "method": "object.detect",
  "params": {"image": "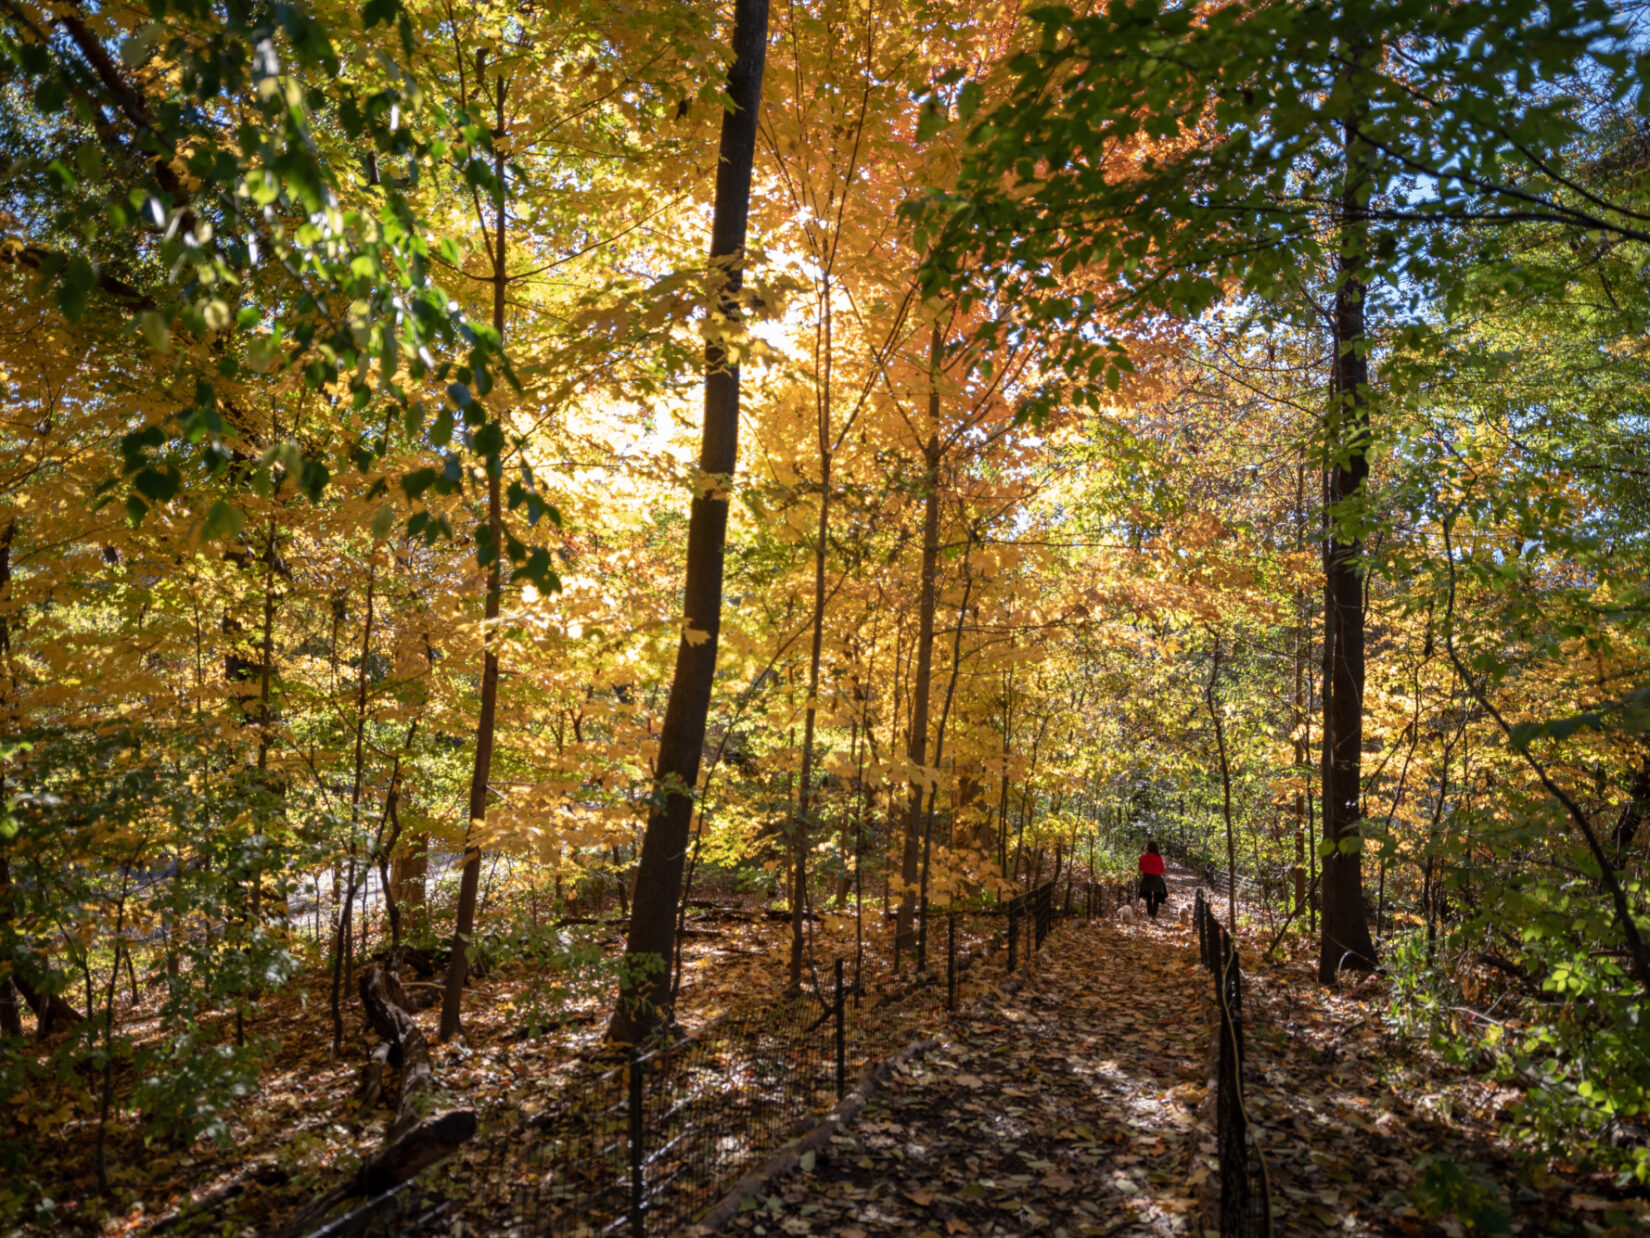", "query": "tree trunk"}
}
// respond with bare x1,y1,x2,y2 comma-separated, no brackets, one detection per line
332,565,375,1054
995,664,1014,878
1318,67,1379,981
1293,461,1309,917
390,835,427,908
897,323,944,956
0,526,23,1039
917,539,974,967
608,0,769,1044
441,62,511,1040
1207,639,1237,927
1612,760,1650,867
792,447,830,990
